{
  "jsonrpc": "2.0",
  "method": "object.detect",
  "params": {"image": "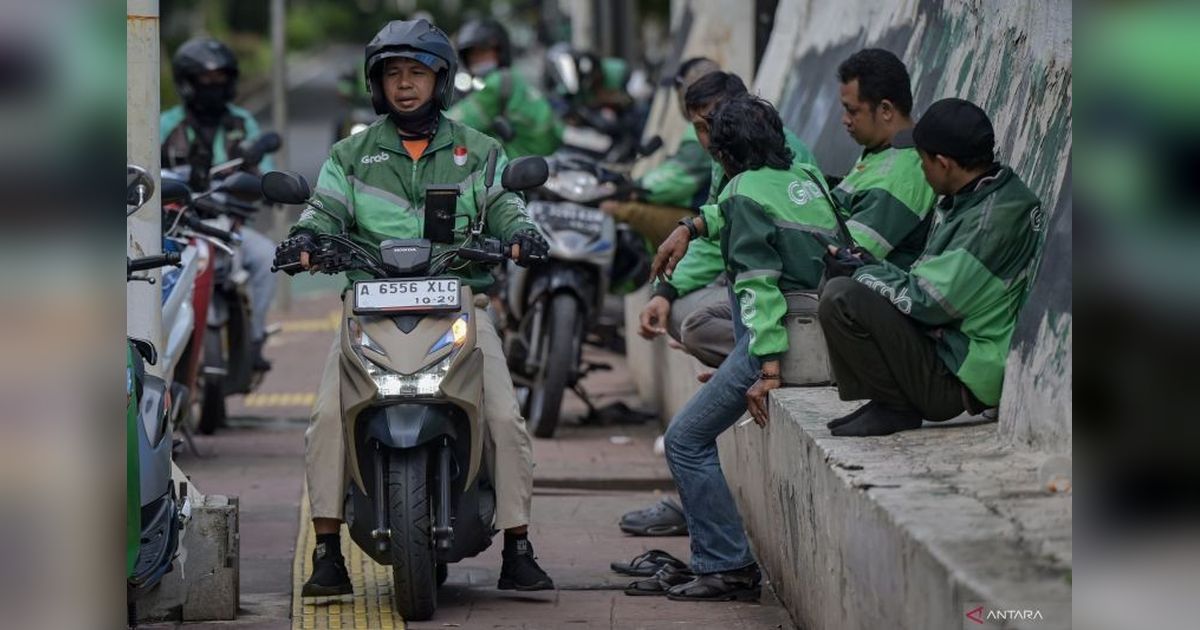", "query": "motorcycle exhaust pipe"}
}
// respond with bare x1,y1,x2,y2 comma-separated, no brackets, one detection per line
433,439,454,551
